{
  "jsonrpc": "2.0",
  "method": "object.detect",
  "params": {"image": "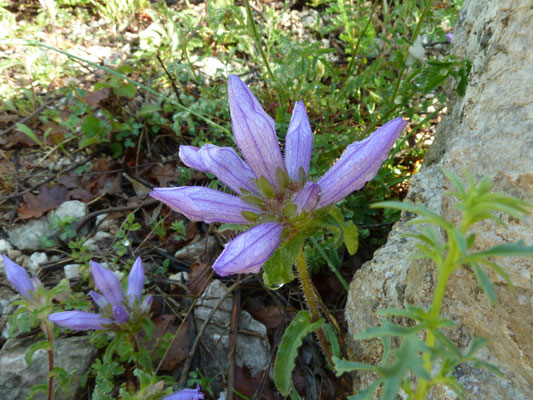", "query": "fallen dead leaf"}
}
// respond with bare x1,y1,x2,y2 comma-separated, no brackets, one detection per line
83,88,110,108
187,262,212,297
17,185,69,219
